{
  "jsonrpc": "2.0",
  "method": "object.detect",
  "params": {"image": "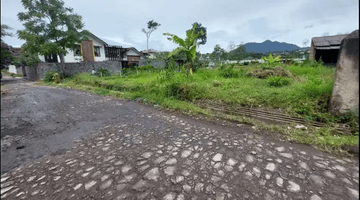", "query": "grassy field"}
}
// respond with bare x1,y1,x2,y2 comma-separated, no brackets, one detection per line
40,61,359,155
